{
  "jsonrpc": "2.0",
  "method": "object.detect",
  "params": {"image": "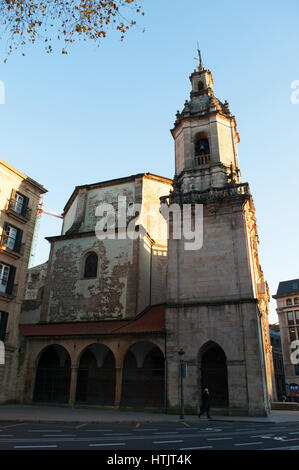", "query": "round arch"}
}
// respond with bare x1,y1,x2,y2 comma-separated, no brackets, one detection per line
75,343,116,405
198,341,229,408
33,344,71,403
121,341,165,408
